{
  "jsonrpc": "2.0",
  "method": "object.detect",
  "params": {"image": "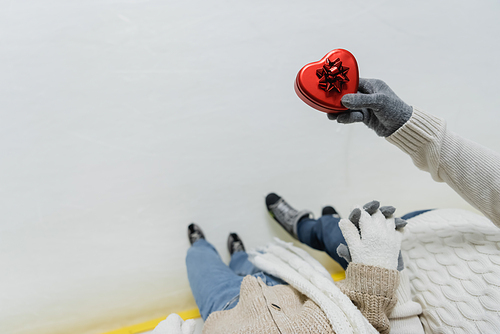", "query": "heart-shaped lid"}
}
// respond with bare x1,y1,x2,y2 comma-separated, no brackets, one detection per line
295,49,359,113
